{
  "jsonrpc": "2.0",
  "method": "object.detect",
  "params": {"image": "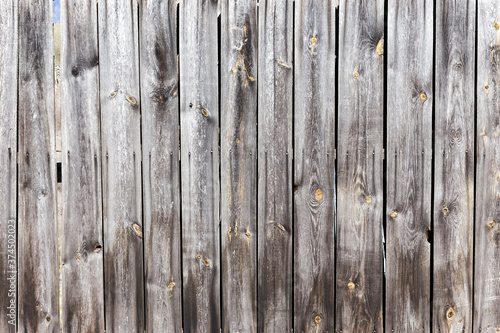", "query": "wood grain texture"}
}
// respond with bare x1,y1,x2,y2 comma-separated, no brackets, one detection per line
0,1,17,332
386,0,433,331
60,0,104,332
475,1,500,331
336,0,384,332
433,1,475,332
220,0,257,332
257,0,293,331
139,1,182,332
179,0,220,331
293,1,336,332
18,0,59,331
98,1,144,331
